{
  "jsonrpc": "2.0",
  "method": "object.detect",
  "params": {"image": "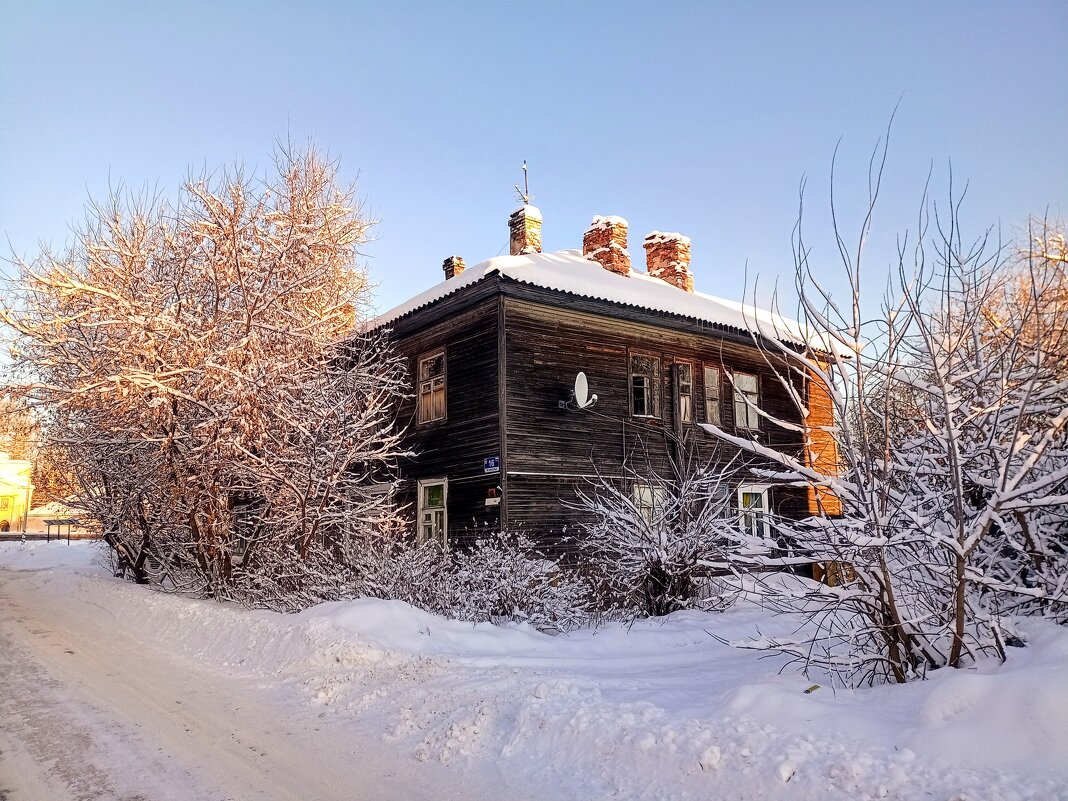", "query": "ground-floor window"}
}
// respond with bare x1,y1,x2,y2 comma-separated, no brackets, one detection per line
737,484,771,539
632,482,669,523
418,478,448,548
